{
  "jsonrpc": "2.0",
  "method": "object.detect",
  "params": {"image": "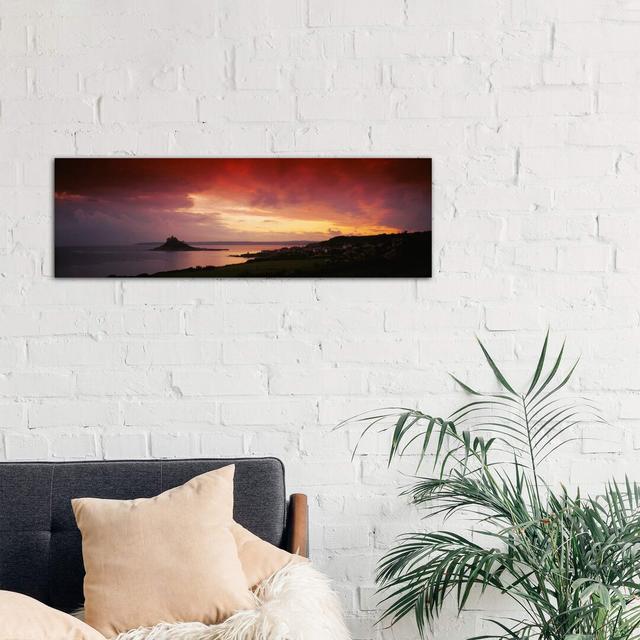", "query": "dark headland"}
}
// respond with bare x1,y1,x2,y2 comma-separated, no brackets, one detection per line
151,236,225,251
142,231,432,278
